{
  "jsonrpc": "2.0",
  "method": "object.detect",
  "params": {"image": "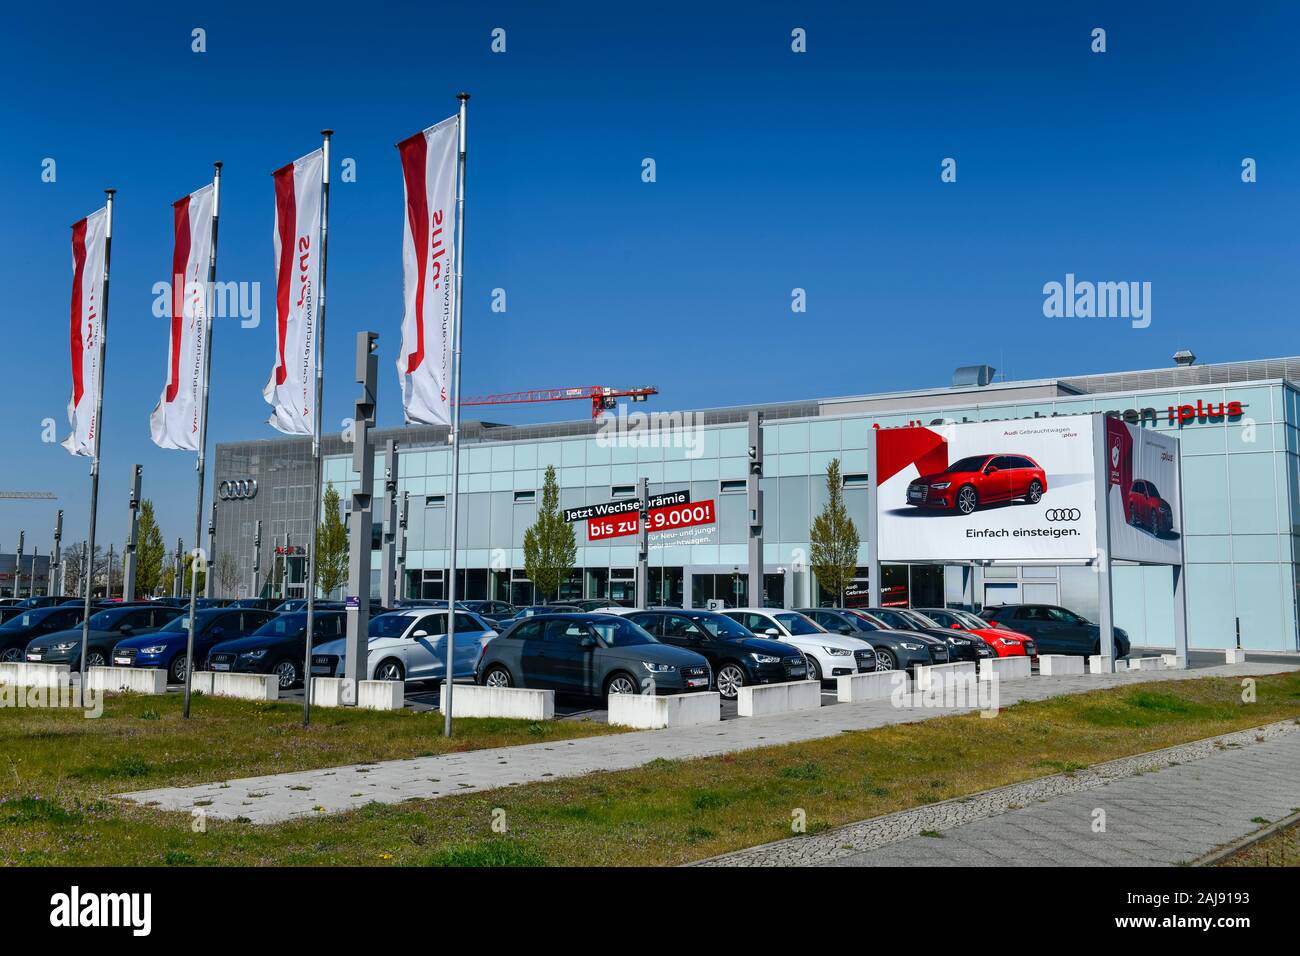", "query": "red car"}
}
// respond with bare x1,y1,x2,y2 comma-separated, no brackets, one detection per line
1126,478,1173,536
906,454,1046,515
916,607,1038,659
